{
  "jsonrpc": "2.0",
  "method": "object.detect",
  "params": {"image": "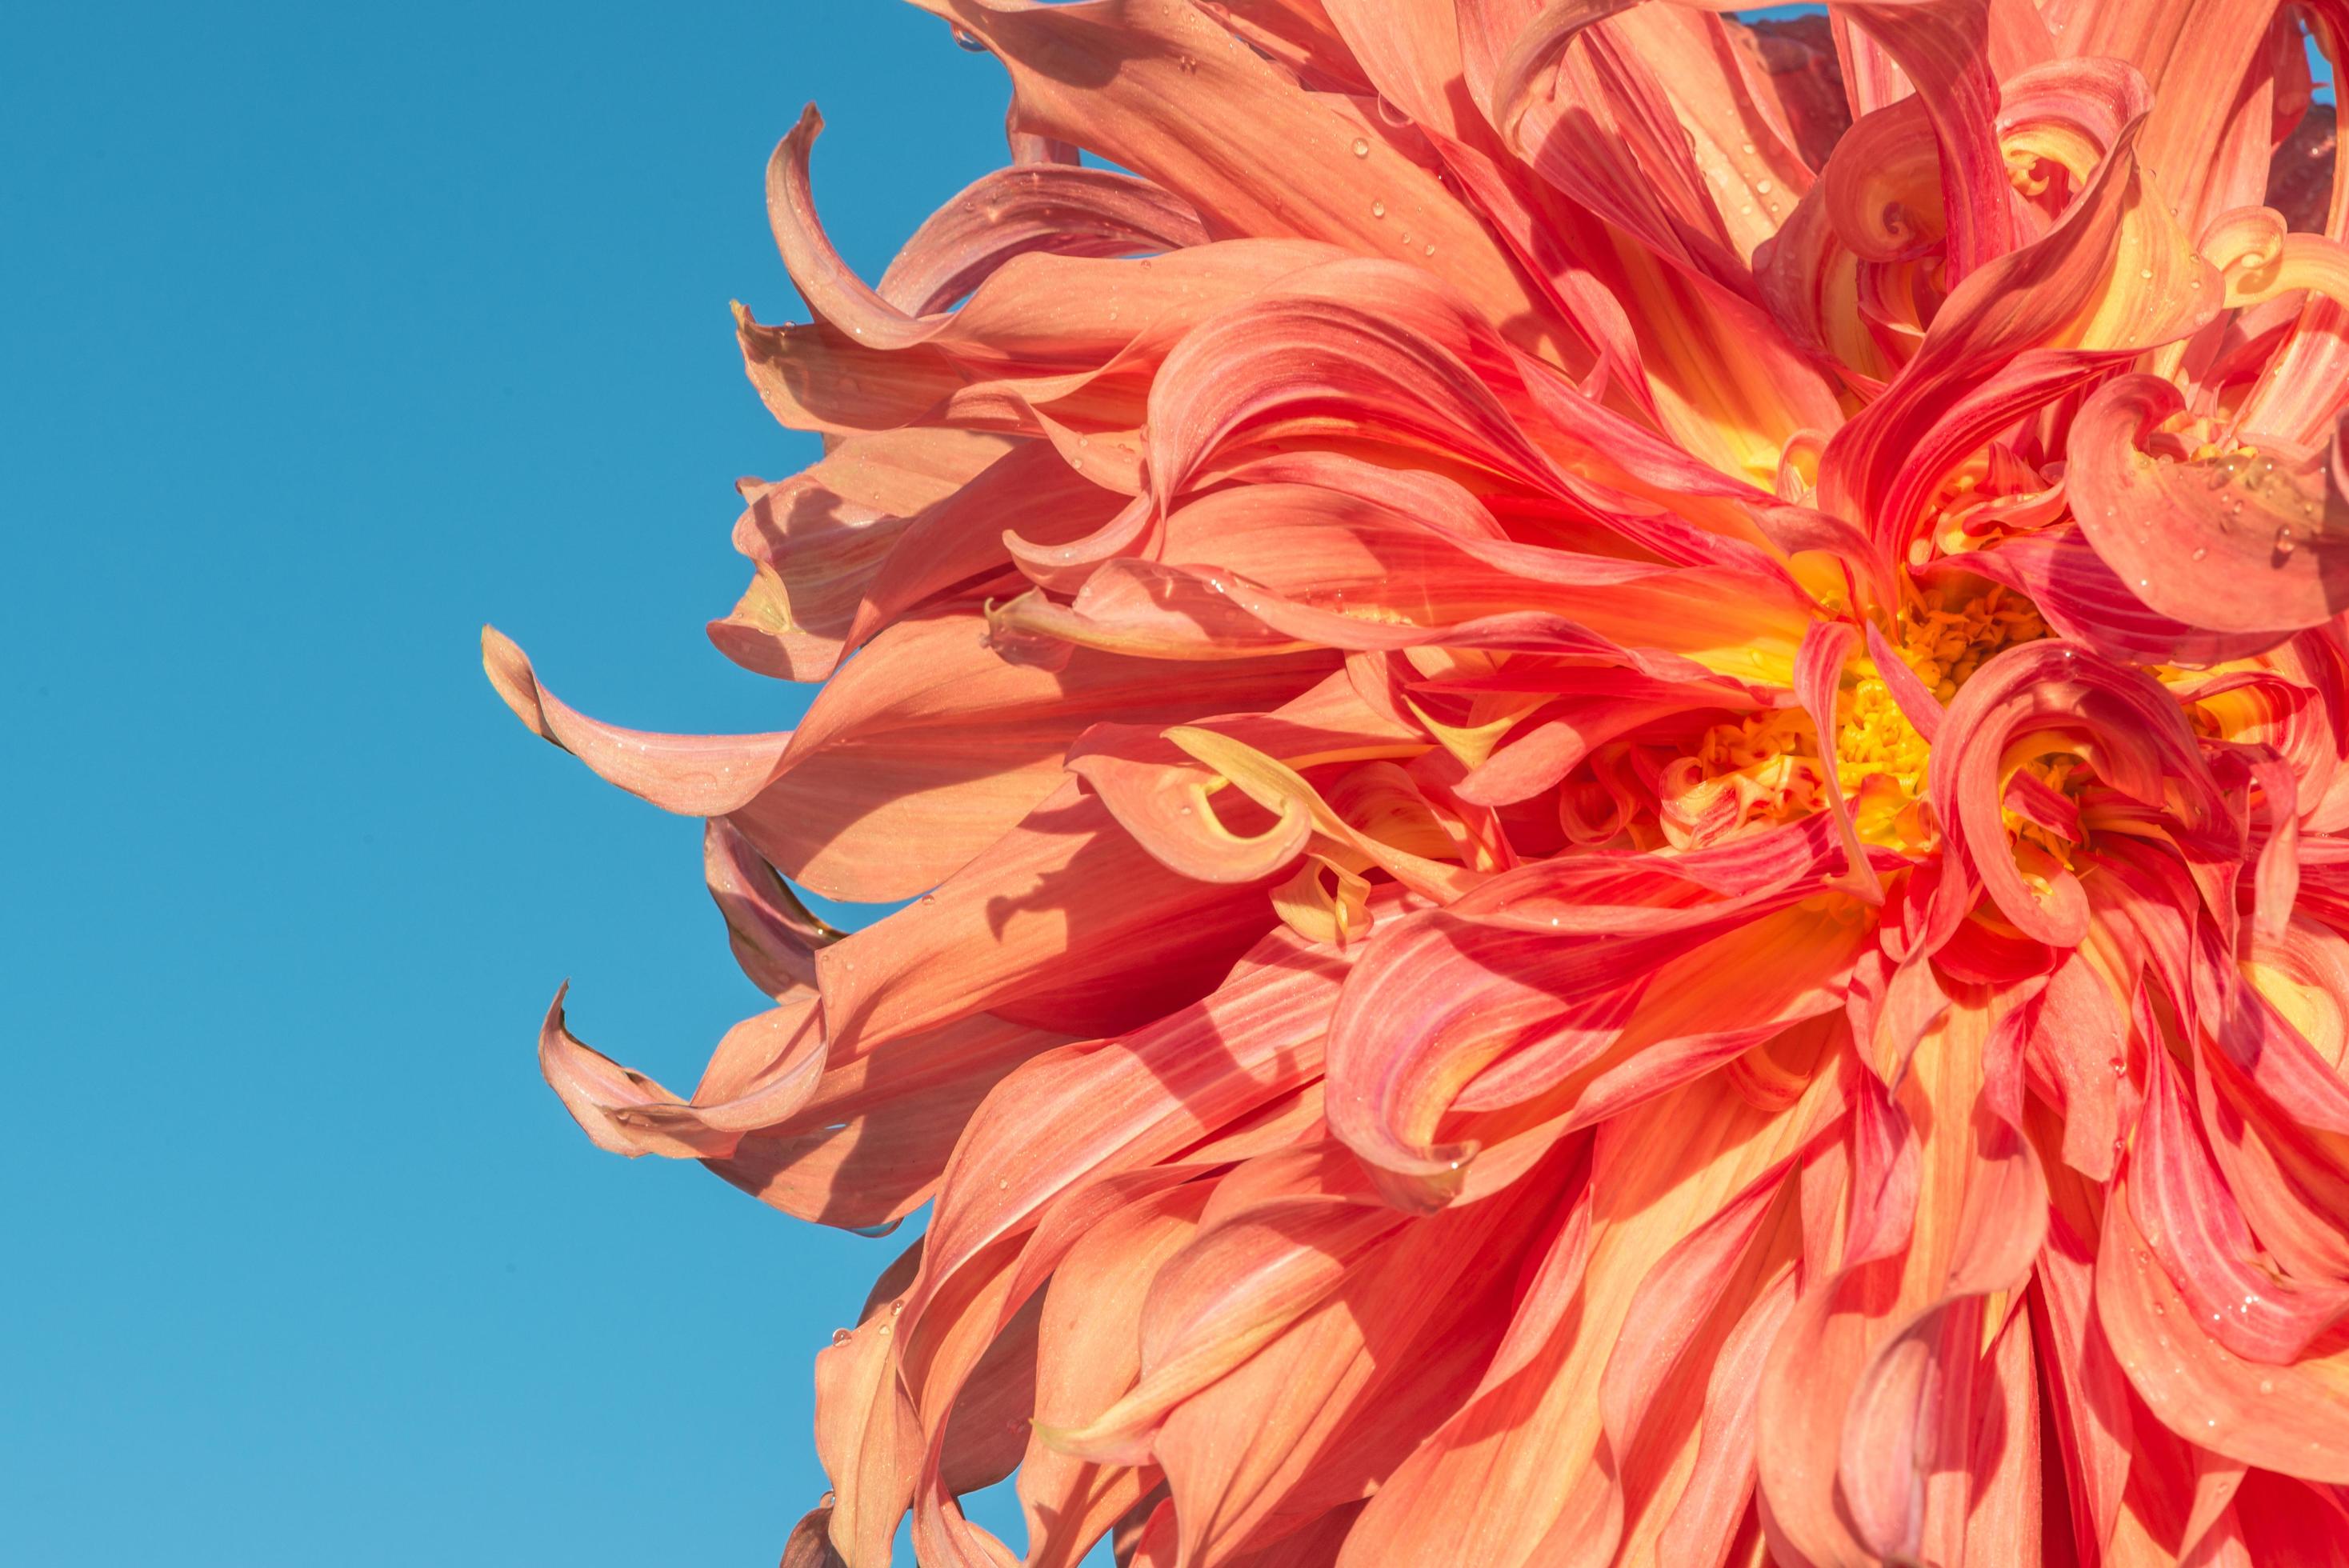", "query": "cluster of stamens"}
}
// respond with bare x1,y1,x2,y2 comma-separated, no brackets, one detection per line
1663,586,2055,858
